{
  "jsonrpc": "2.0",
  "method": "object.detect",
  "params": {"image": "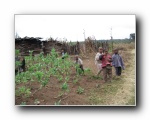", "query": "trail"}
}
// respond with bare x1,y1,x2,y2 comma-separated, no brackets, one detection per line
108,49,136,105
